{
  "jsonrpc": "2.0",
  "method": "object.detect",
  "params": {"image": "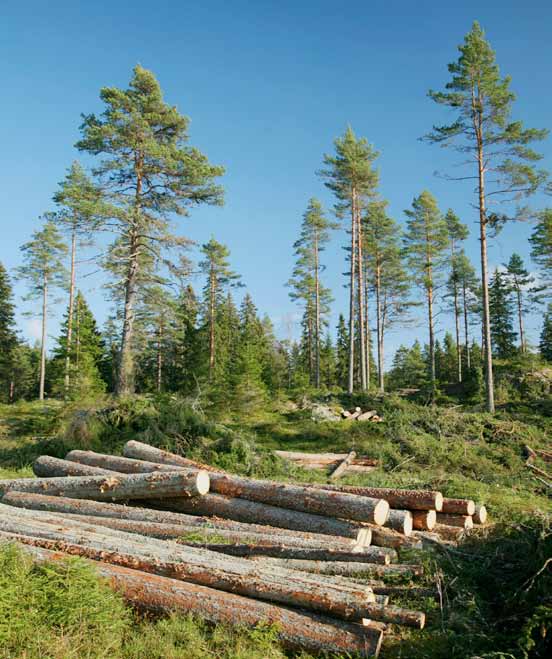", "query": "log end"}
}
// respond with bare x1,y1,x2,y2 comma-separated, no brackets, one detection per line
373,500,389,527
356,528,372,547
426,510,436,531
474,505,487,525
465,500,476,516
195,470,210,496
403,512,413,537
434,492,444,512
